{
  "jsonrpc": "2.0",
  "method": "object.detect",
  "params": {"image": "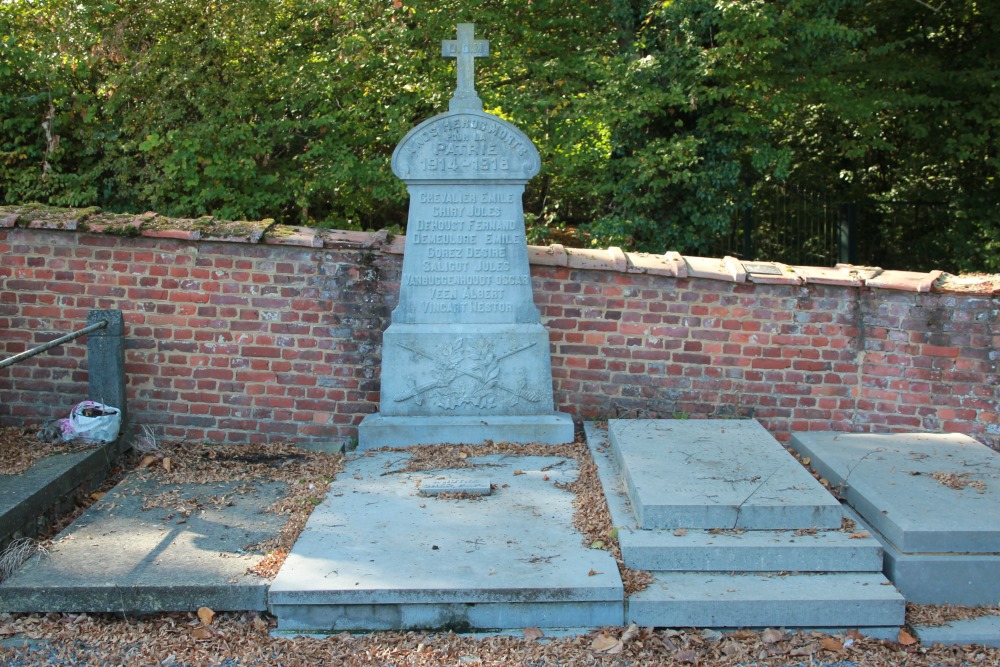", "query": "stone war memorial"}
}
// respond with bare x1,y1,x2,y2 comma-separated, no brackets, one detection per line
358,23,574,448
